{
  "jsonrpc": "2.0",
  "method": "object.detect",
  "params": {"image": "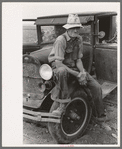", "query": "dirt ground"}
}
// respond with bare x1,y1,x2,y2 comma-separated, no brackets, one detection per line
23,90,118,145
